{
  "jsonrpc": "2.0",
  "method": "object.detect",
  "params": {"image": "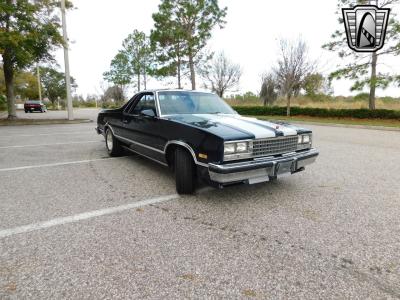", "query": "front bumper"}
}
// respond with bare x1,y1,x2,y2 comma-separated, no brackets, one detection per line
208,148,319,184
